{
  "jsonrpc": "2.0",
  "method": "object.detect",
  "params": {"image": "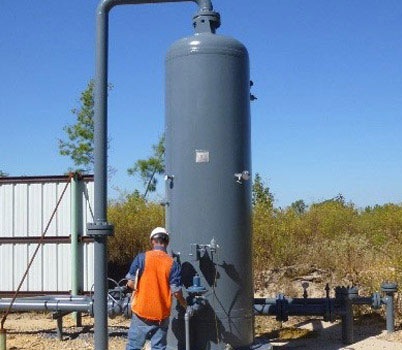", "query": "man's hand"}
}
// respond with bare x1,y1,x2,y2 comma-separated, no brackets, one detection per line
126,280,135,290
174,291,188,309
